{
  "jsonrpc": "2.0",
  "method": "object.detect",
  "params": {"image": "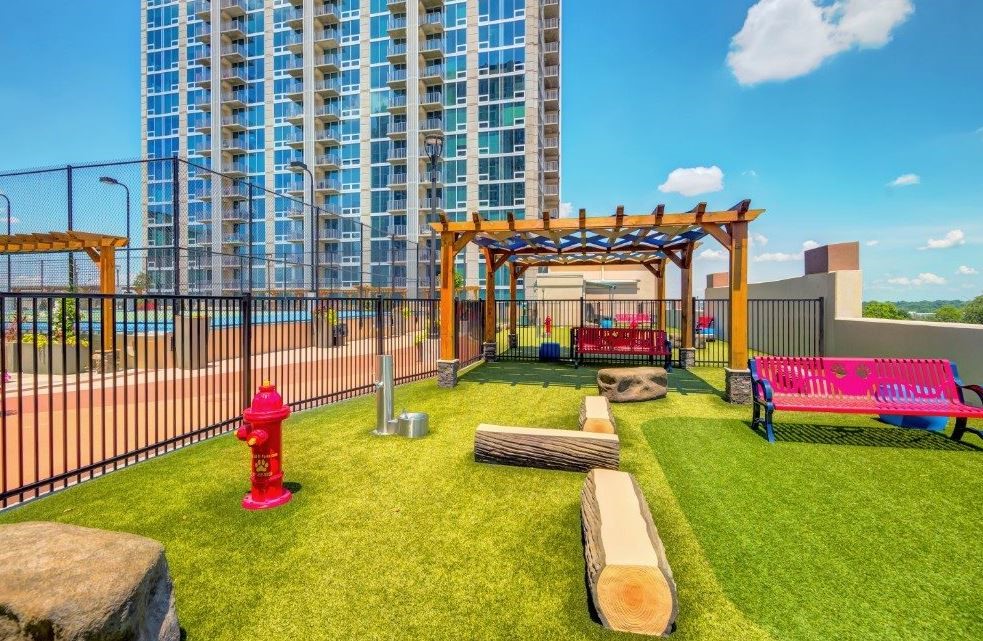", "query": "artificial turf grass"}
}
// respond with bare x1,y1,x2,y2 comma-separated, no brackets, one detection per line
0,362,980,640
